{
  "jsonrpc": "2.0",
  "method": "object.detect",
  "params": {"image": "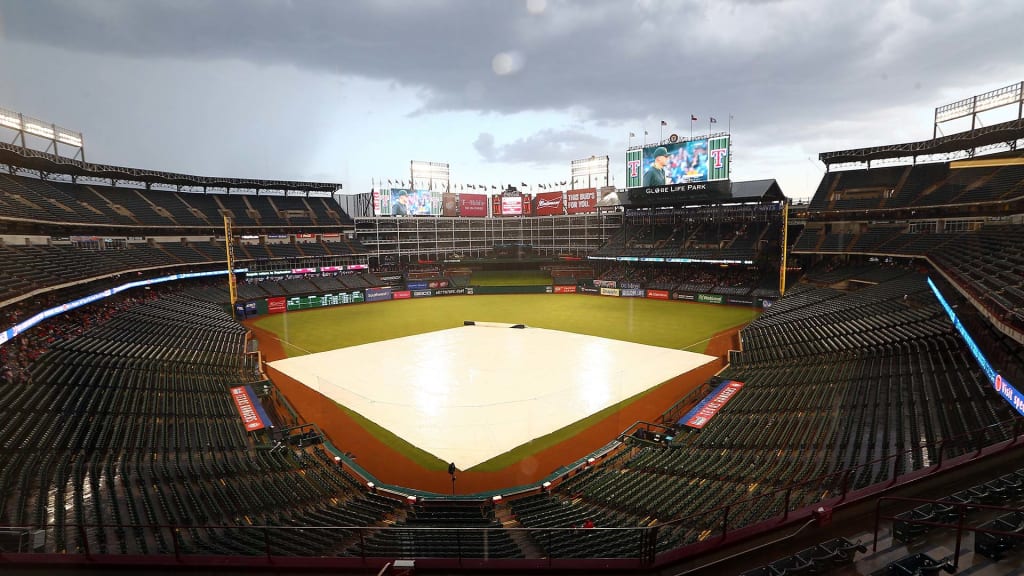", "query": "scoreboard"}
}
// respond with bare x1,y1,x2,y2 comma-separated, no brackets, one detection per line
286,291,365,311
